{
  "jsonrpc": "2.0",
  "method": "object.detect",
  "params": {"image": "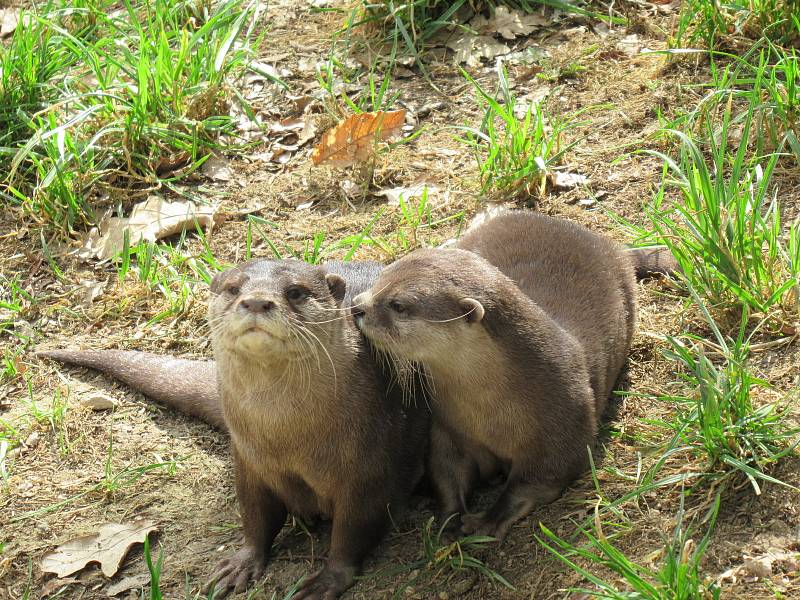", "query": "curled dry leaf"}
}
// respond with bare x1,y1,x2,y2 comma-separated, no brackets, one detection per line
79,195,217,261
446,34,510,67
311,110,406,169
41,520,157,578
106,573,150,596
471,6,549,40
